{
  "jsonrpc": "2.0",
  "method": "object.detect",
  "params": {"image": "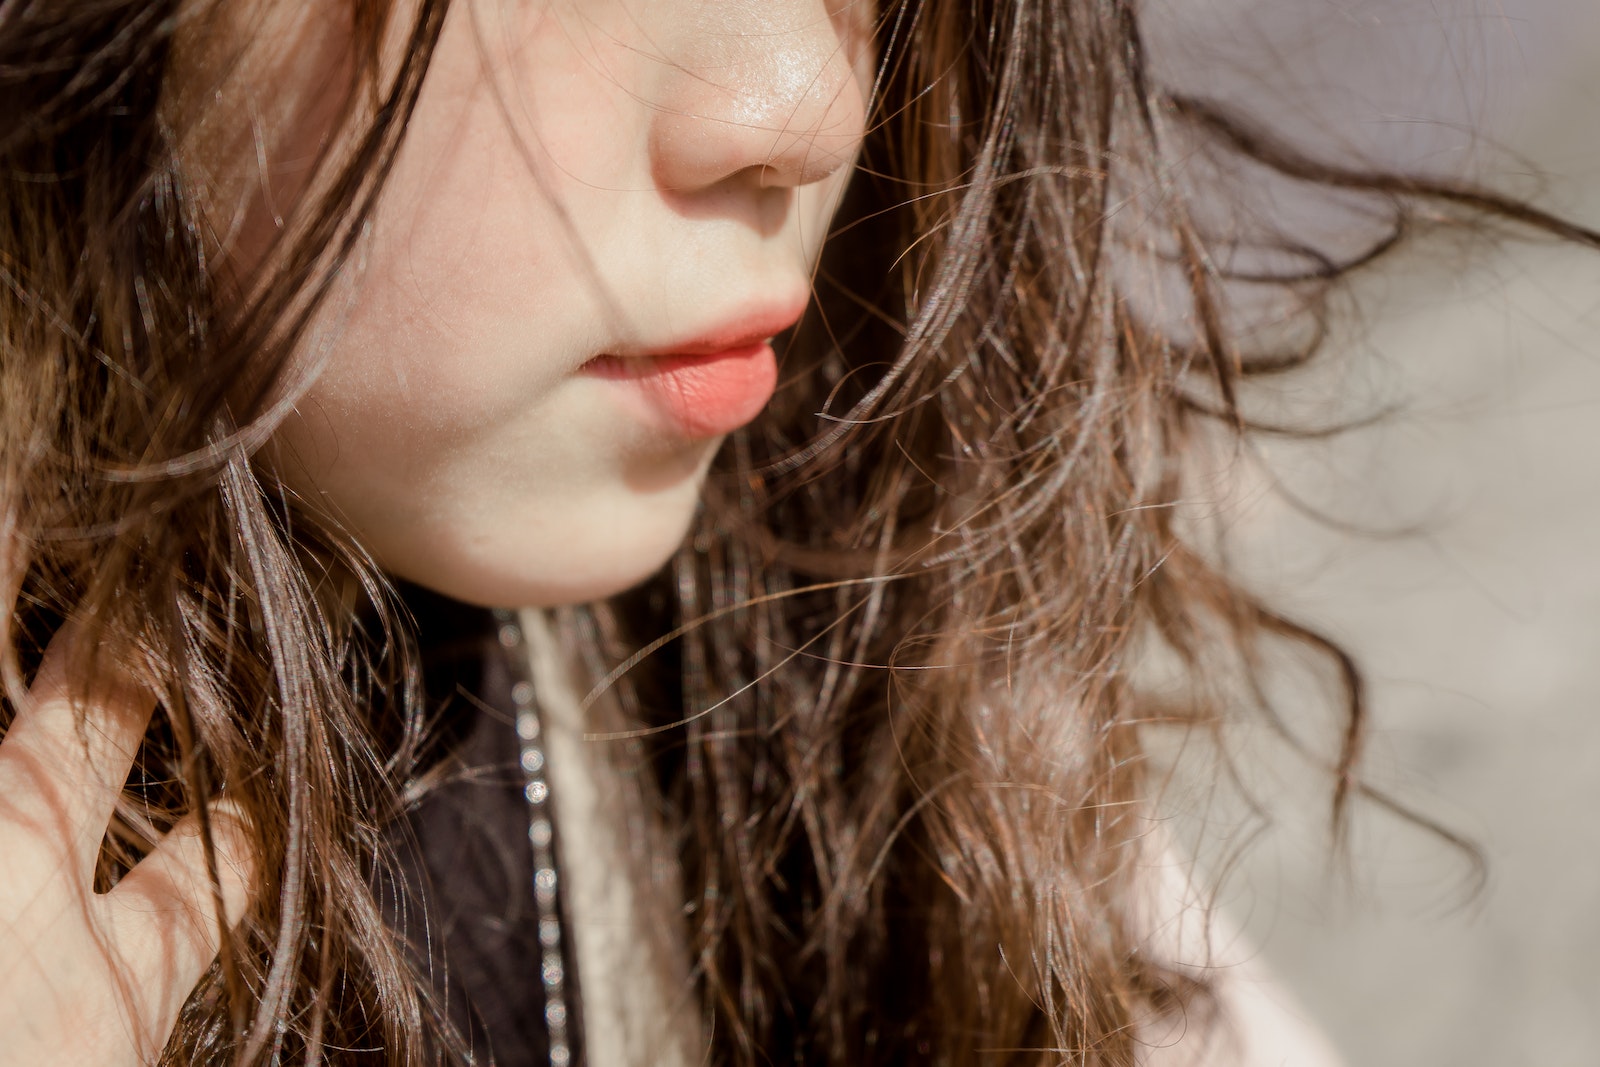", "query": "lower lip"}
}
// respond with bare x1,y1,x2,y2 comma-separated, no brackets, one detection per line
584,342,779,439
